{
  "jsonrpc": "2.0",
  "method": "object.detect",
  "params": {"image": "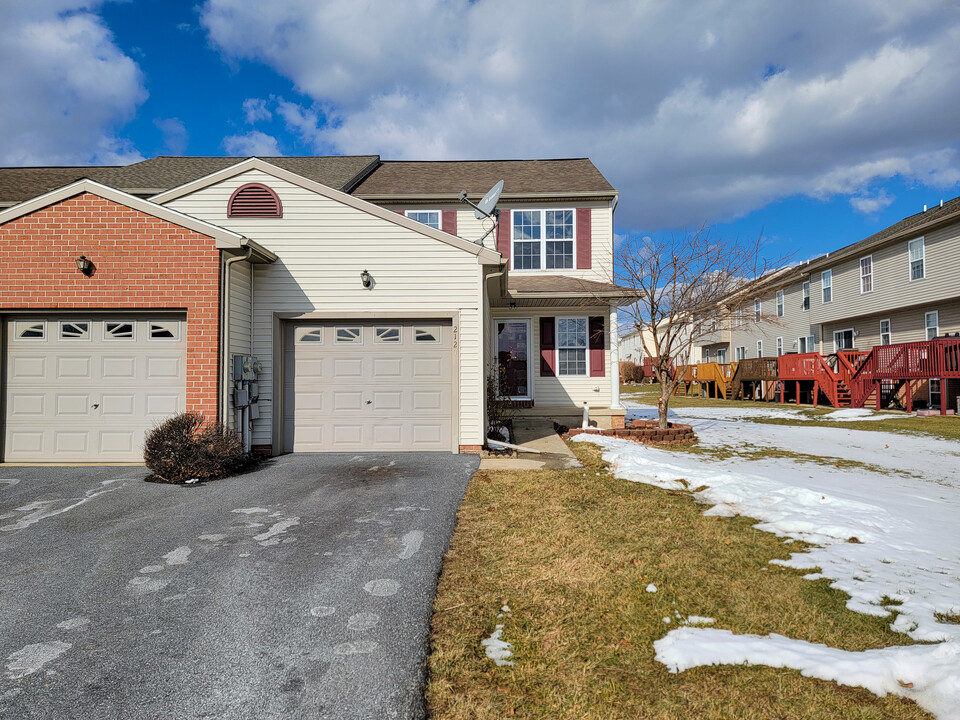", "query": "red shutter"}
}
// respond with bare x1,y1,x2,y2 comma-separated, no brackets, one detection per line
540,316,556,377
441,210,457,235
394,209,405,214
589,315,605,377
496,210,511,261
576,208,591,269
